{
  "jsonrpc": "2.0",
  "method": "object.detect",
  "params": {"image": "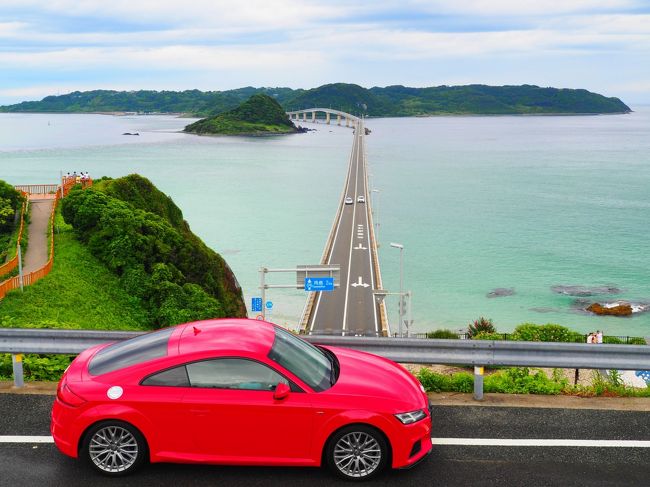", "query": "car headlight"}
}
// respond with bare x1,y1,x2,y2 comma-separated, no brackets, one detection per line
394,409,427,425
